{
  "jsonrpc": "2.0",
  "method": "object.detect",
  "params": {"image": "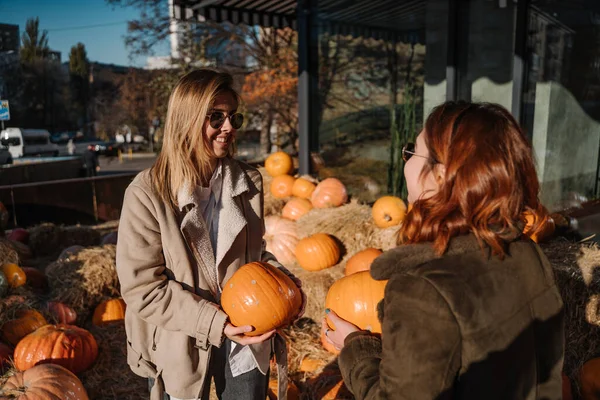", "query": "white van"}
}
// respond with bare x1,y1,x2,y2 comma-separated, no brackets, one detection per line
0,128,59,158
